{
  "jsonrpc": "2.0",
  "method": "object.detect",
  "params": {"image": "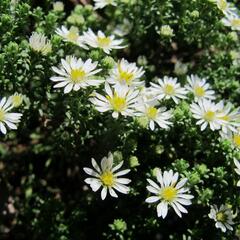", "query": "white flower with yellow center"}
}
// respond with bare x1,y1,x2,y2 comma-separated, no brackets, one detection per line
222,14,240,31
146,169,193,219
190,99,225,131
93,0,116,9
234,158,240,186
136,101,173,130
107,59,145,87
10,93,23,108
221,128,240,149
150,76,187,104
83,28,125,54
56,26,87,48
208,205,234,232
90,83,140,118
0,97,22,135
215,0,237,15
83,152,131,200
29,32,52,55
50,56,102,94
186,75,215,101
217,101,240,134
